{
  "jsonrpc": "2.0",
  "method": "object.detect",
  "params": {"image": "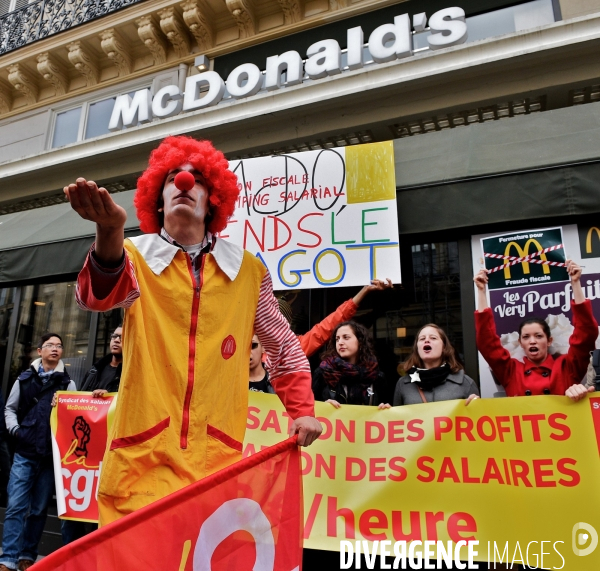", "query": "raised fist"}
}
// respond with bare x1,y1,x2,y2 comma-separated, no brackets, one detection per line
72,416,91,457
